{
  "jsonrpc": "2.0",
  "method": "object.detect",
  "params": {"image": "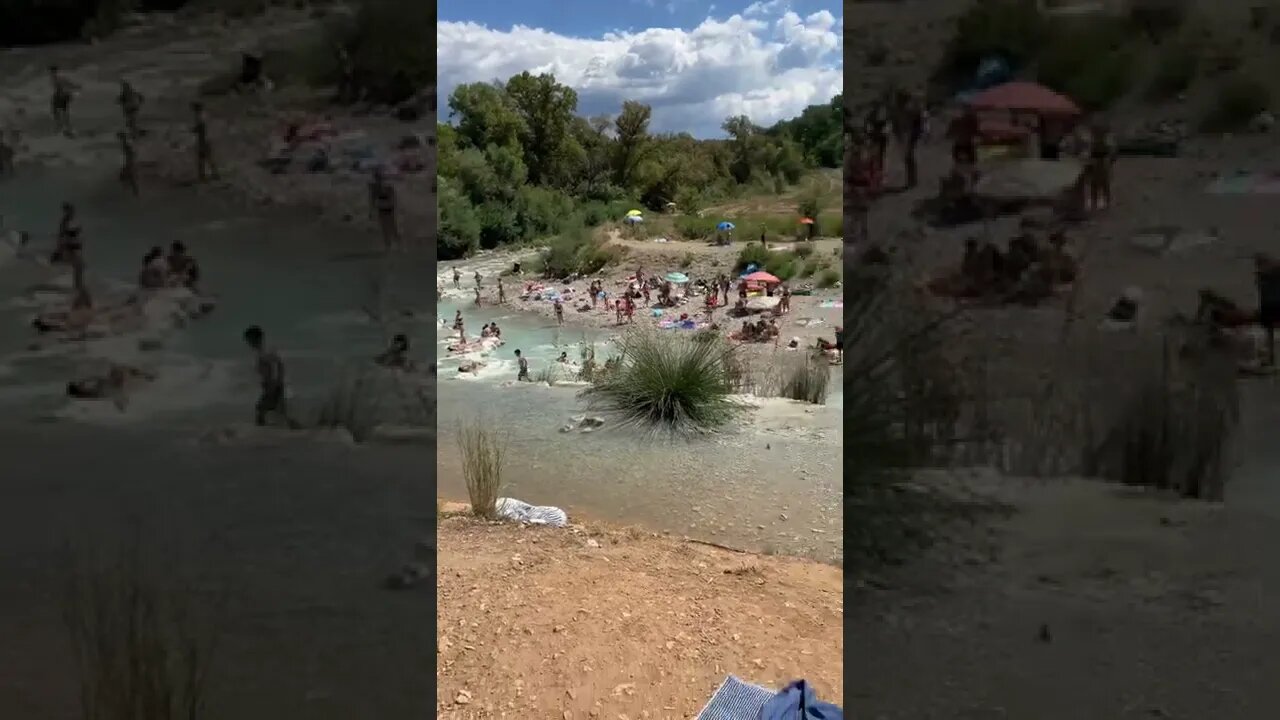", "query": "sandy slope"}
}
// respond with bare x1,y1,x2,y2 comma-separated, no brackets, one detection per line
436,514,842,719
